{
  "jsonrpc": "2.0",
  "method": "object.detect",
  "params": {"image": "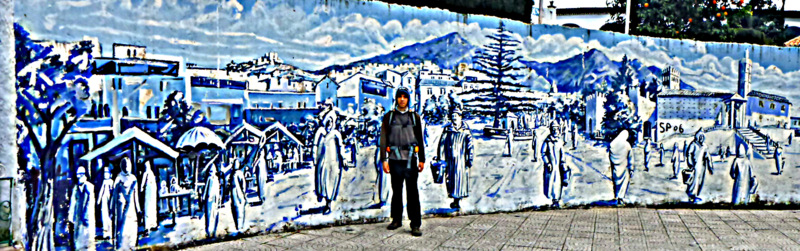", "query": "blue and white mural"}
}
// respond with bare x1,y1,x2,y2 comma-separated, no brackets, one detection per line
12,0,800,249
